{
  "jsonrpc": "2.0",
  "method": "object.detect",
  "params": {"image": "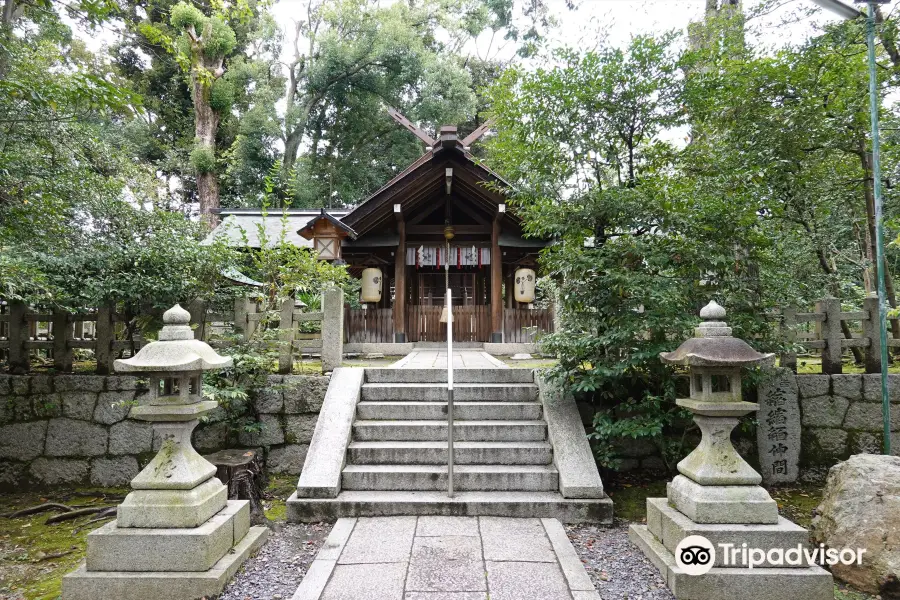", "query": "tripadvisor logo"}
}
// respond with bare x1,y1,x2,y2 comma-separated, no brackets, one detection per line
675,536,716,575
675,535,868,576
